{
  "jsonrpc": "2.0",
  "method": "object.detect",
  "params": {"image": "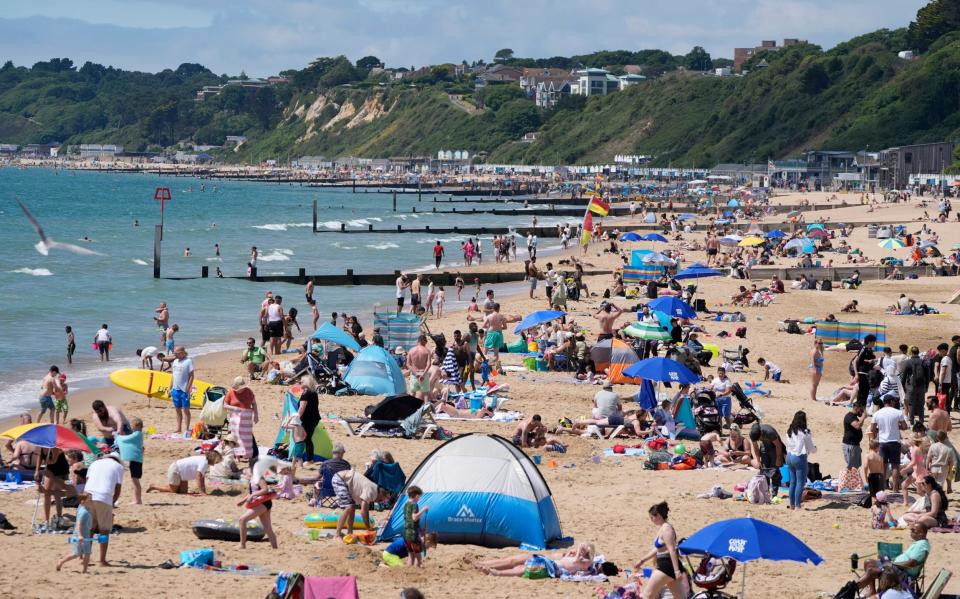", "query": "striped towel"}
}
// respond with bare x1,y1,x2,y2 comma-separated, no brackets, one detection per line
227,406,255,459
